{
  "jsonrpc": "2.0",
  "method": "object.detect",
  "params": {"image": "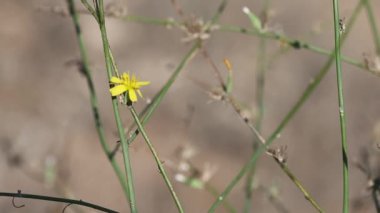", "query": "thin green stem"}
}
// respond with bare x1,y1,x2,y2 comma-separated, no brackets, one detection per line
218,25,367,71
0,191,117,213
128,106,184,213
115,14,369,72
332,0,349,212
67,0,129,200
80,0,98,22
244,3,269,212
277,161,324,212
205,0,227,29
95,6,378,74
364,0,380,55
209,1,364,211
90,0,137,212
227,96,324,213
204,183,237,213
